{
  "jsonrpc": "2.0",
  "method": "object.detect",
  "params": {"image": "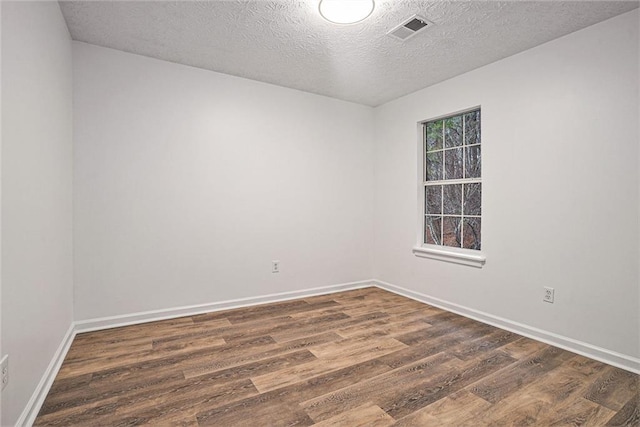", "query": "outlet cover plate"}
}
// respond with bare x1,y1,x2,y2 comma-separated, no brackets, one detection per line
543,287,554,303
